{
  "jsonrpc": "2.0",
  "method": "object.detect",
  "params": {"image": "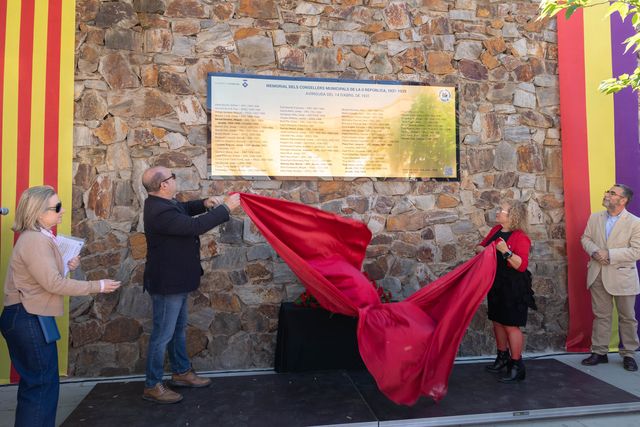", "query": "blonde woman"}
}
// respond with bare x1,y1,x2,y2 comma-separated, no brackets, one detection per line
475,199,537,382
0,186,120,427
